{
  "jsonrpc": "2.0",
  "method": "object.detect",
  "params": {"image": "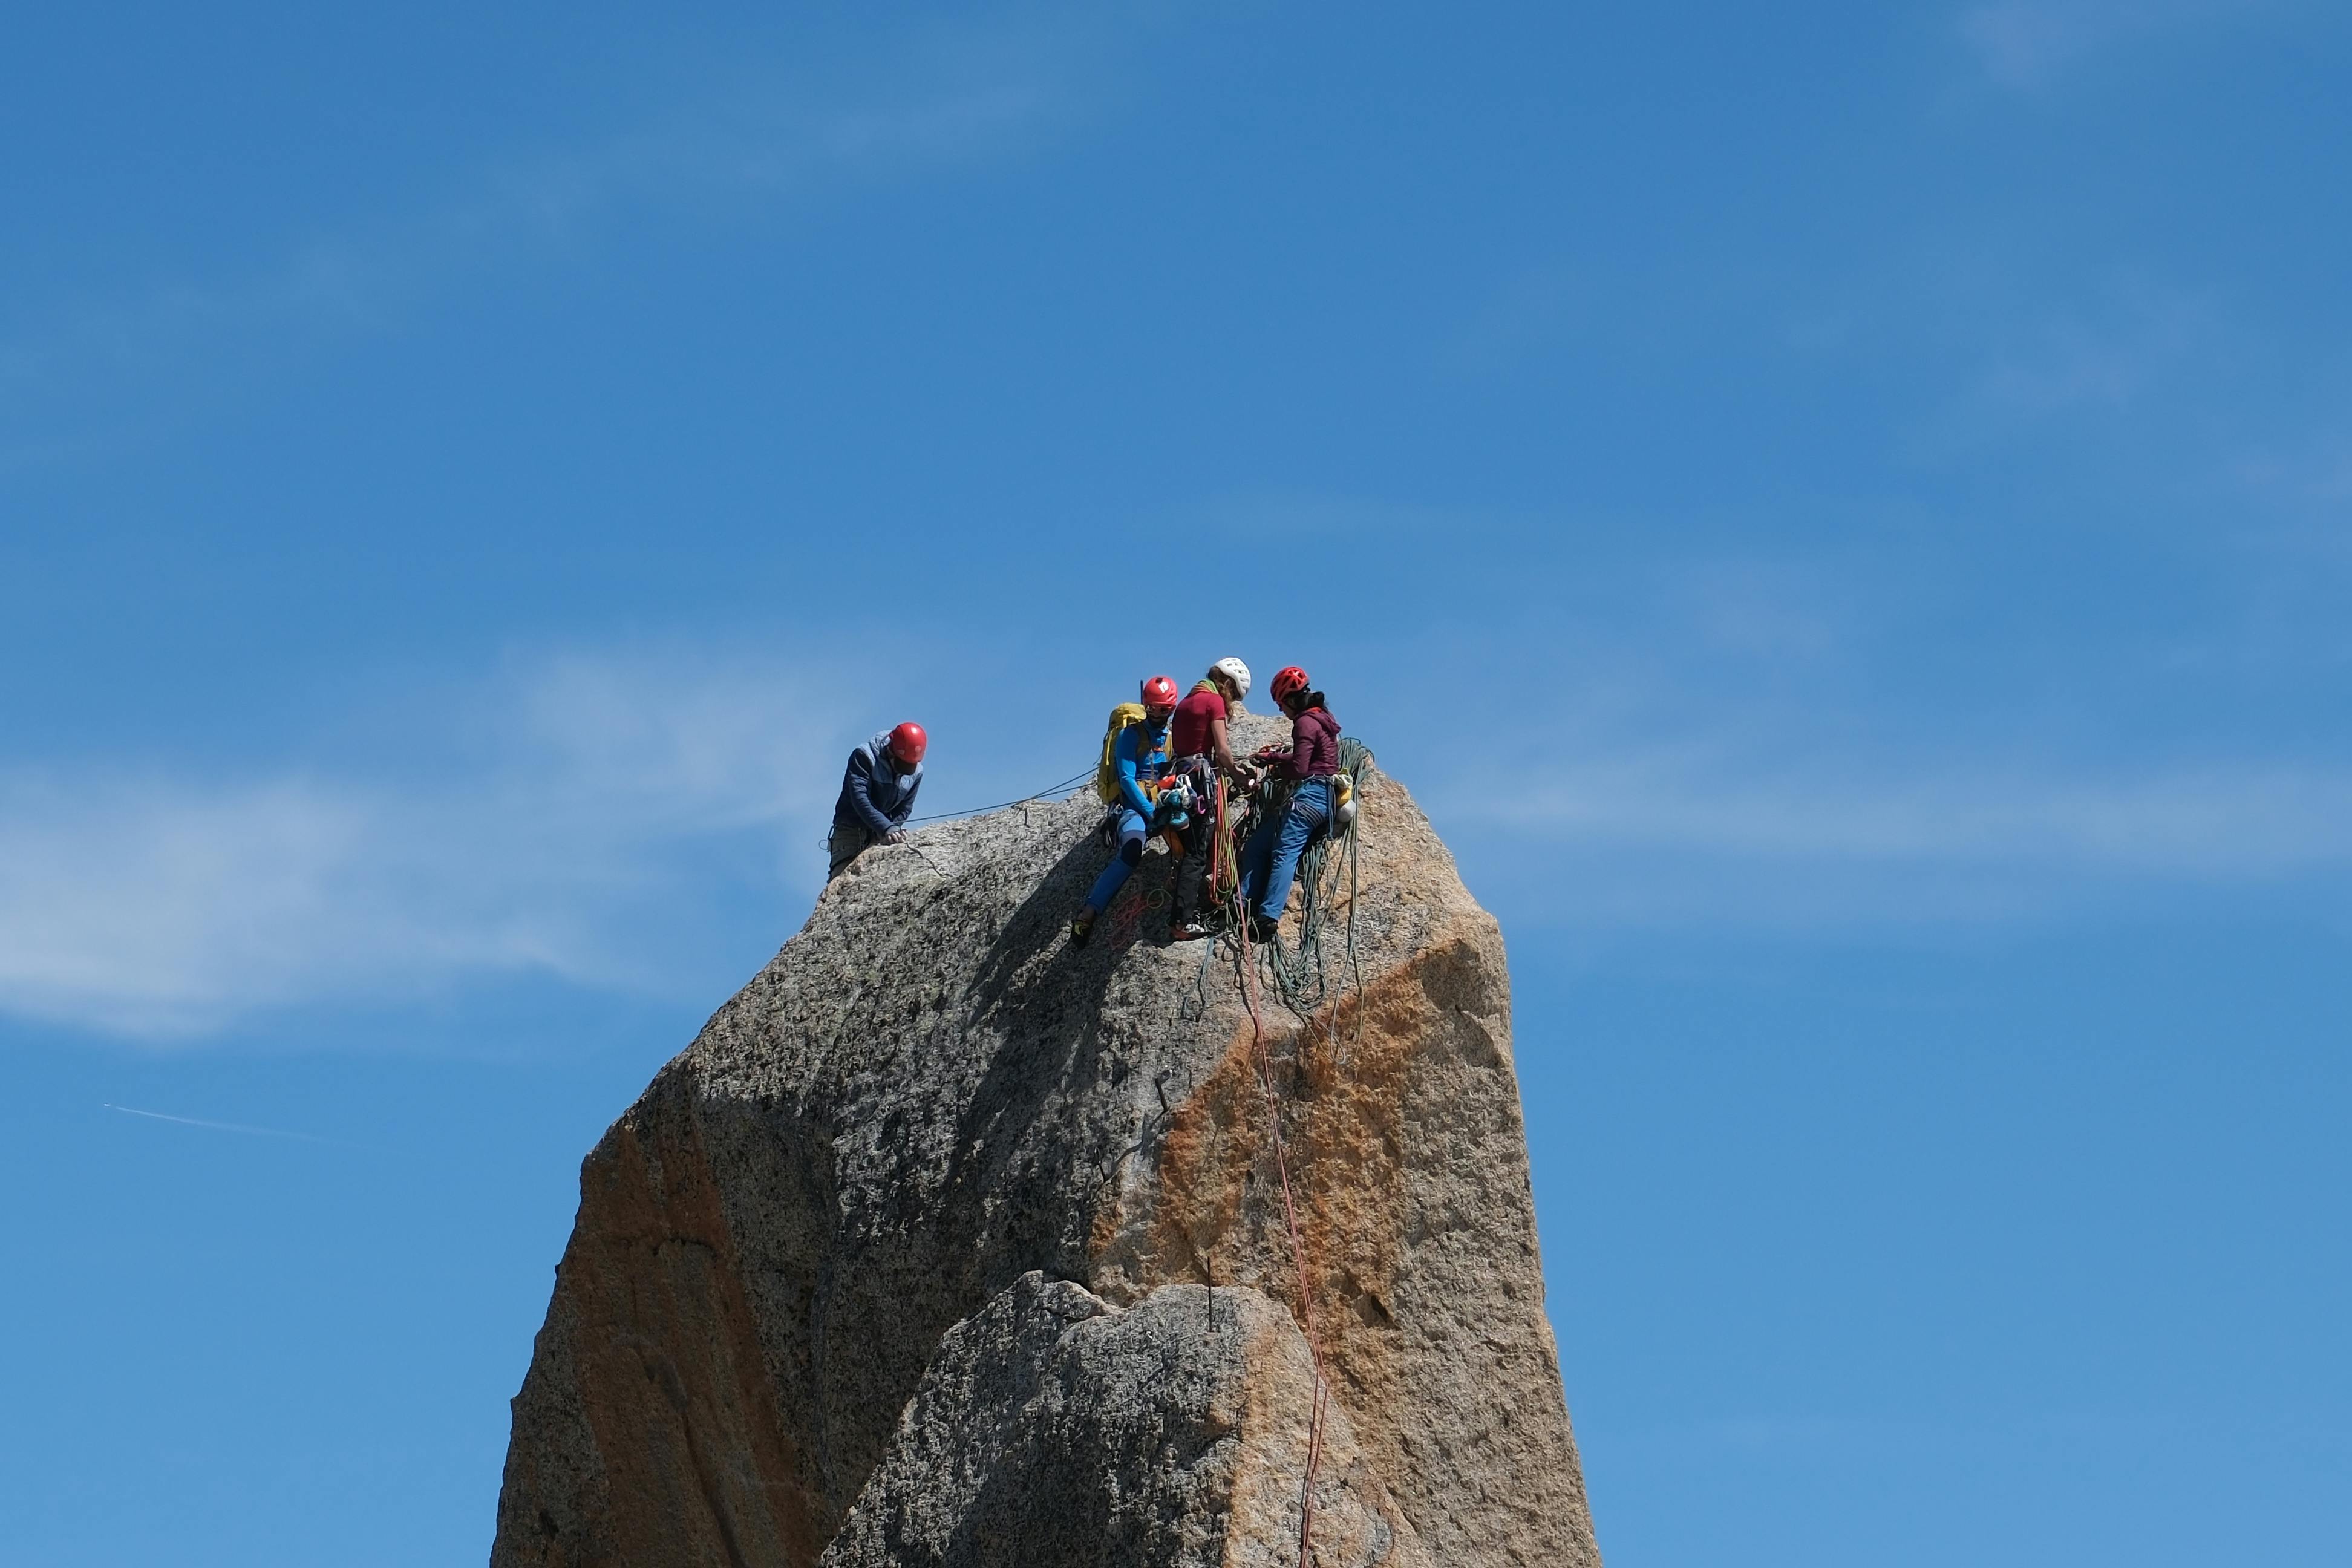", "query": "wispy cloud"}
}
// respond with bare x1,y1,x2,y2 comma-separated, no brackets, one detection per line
2236,422,2352,514
0,19,1093,447
1500,755,2352,874
1445,266,1589,373
1959,0,2267,88
1871,262,2252,468
1976,280,2220,416
1446,735,2352,926
1367,549,2352,926
0,648,855,1039
103,1104,339,1145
